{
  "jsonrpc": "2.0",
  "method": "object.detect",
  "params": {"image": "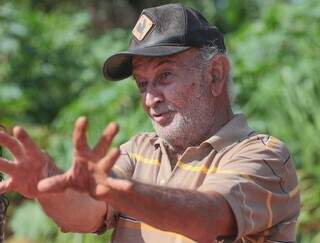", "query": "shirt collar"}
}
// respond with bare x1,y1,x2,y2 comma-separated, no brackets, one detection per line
150,134,161,149
152,135,162,149
152,114,254,152
204,114,254,152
